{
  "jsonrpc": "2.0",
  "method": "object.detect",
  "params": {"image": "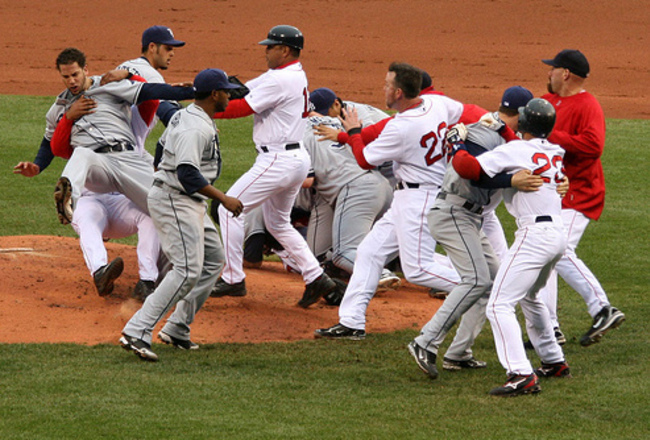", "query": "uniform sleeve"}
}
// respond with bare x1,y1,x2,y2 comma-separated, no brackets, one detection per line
547,99,605,159
476,143,523,177
50,114,75,159
33,137,55,172
243,76,281,114
357,120,403,167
